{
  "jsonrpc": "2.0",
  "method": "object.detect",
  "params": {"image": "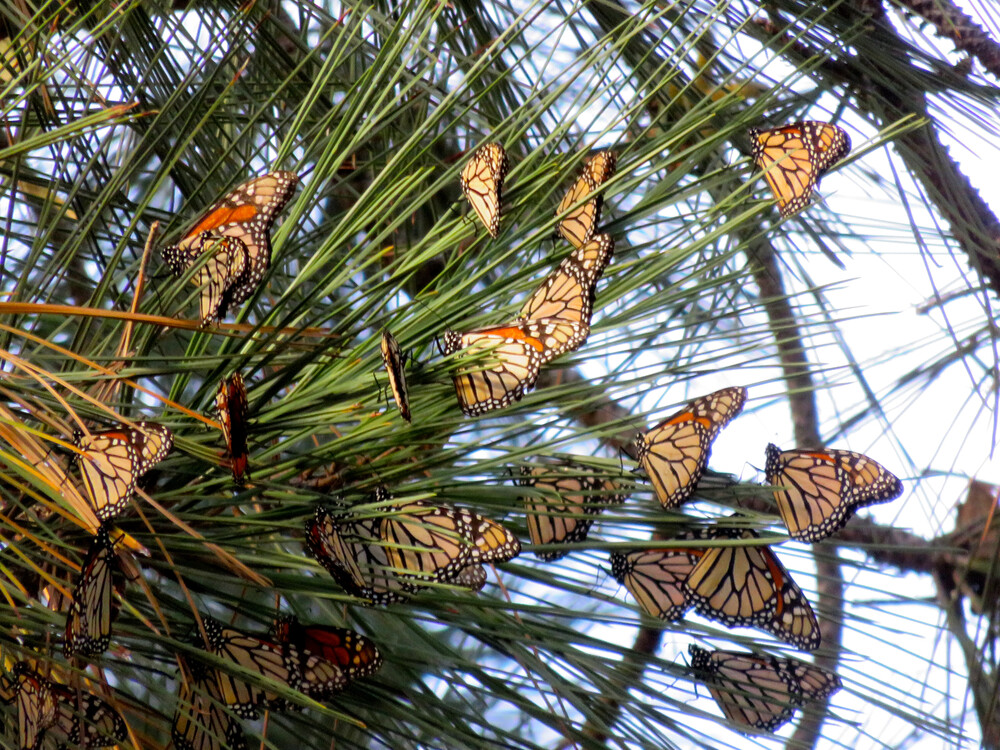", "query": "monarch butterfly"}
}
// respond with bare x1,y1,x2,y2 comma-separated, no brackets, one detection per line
380,330,411,422
162,171,299,314
749,121,850,218
556,150,617,248
173,670,247,750
64,526,125,657
442,235,614,416
518,462,625,560
765,443,903,543
307,488,519,605
192,616,296,719
608,530,708,620
216,374,250,483
165,234,250,325
684,526,820,650
461,143,508,237
270,615,383,690
688,644,841,732
634,387,747,508
454,564,488,591
0,663,127,750
74,420,172,521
